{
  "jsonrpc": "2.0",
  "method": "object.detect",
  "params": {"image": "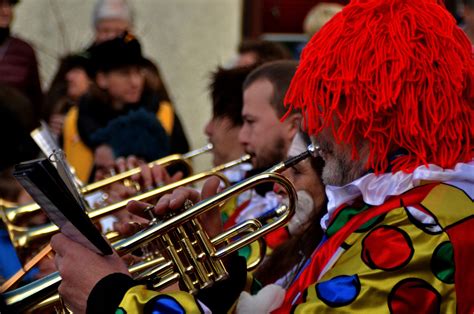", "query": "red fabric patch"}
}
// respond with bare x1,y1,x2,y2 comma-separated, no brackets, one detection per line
388,278,440,313
264,226,290,249
361,226,413,271
445,216,474,314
